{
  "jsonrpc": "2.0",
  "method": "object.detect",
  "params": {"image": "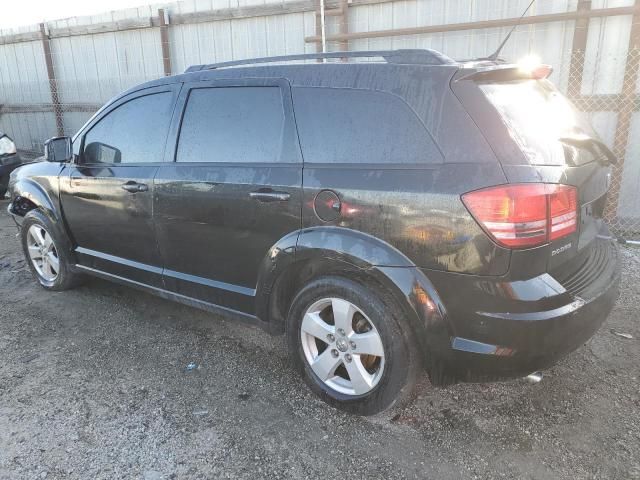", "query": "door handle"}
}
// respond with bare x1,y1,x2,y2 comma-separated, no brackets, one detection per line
122,181,148,193
249,189,291,202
